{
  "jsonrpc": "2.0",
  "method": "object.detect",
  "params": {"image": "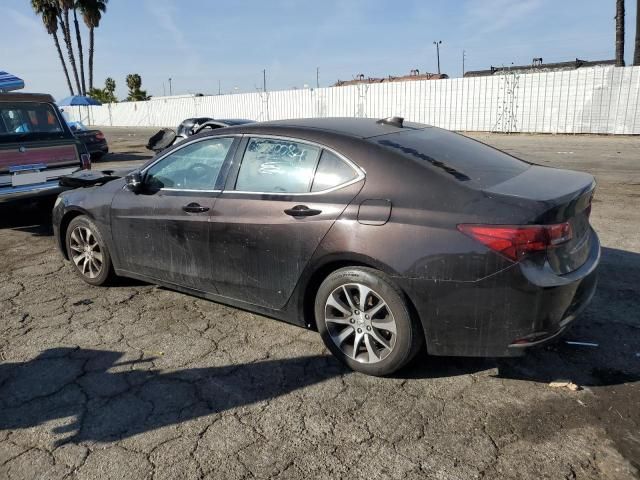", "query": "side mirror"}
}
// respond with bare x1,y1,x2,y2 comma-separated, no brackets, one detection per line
125,171,143,193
